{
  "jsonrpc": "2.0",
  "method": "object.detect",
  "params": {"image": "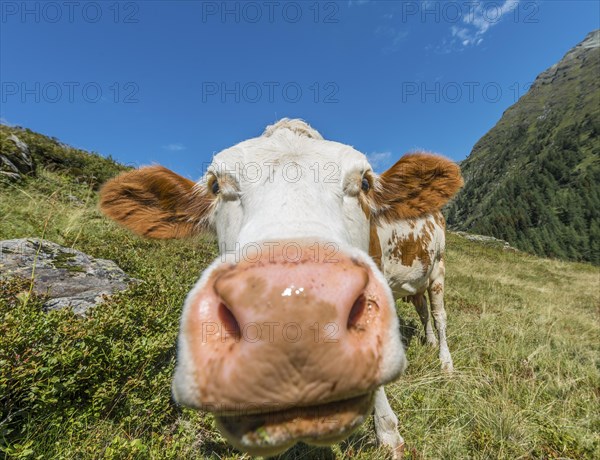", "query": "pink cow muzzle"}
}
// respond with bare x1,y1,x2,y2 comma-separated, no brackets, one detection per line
172,240,406,455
